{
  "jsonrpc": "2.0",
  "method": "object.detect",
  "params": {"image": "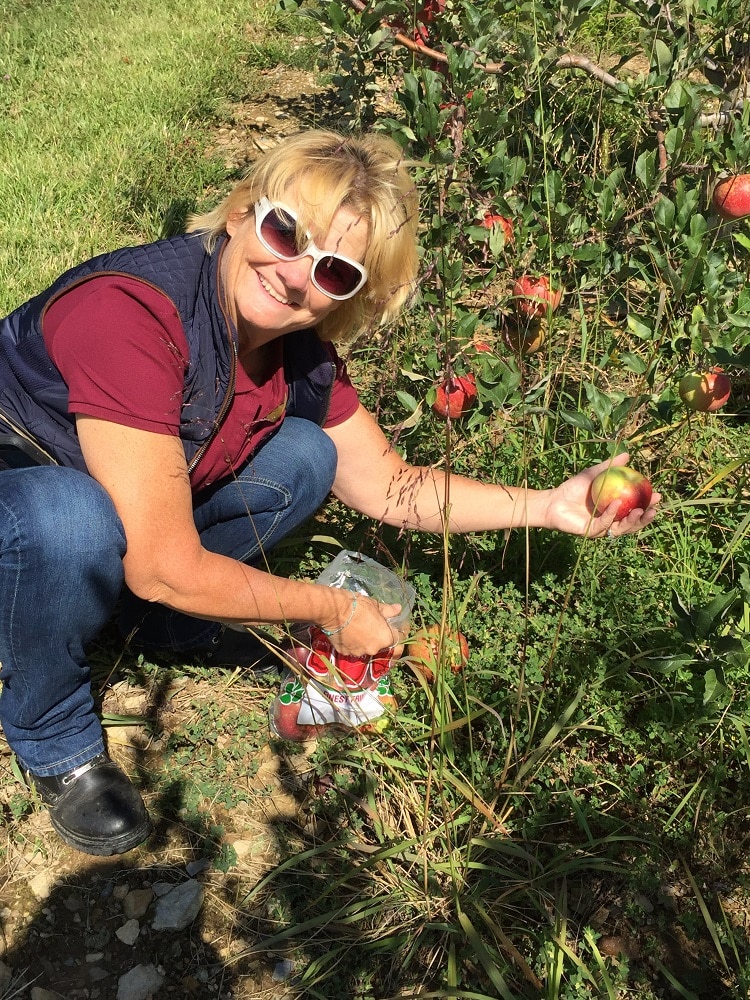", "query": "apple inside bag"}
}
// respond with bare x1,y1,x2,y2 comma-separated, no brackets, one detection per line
269,552,416,741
